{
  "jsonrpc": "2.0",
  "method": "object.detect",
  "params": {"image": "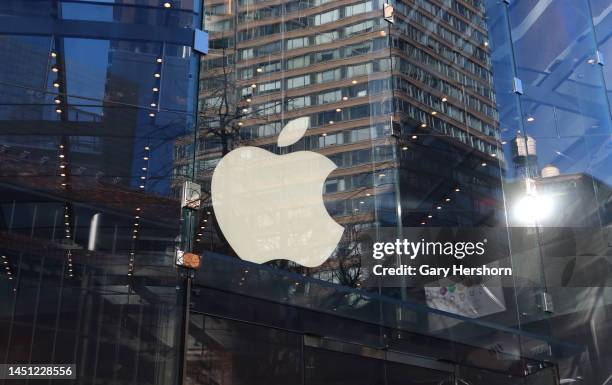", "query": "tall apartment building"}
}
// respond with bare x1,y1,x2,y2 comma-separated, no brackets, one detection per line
175,0,503,268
